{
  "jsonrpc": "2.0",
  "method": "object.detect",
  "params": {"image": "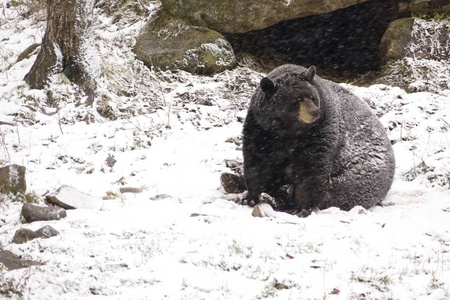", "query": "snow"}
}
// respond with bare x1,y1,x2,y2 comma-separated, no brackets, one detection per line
0,3,450,299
